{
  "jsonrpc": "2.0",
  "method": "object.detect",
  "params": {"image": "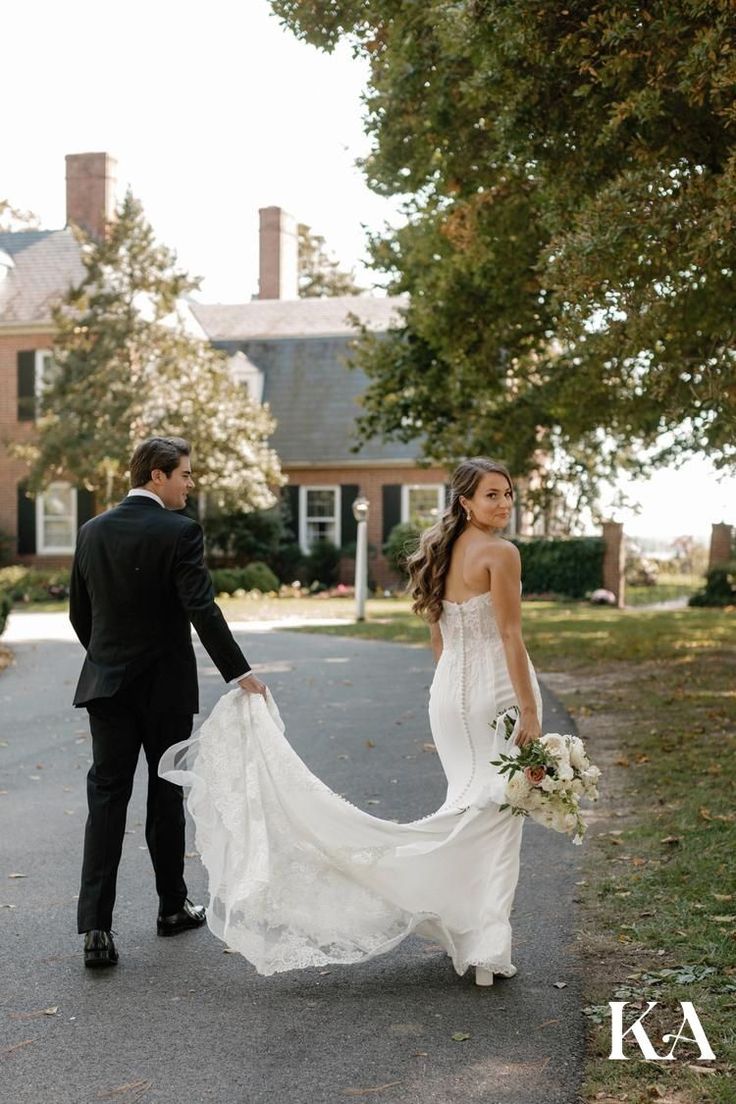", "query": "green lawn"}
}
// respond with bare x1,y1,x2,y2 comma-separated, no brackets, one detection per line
626,572,703,607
